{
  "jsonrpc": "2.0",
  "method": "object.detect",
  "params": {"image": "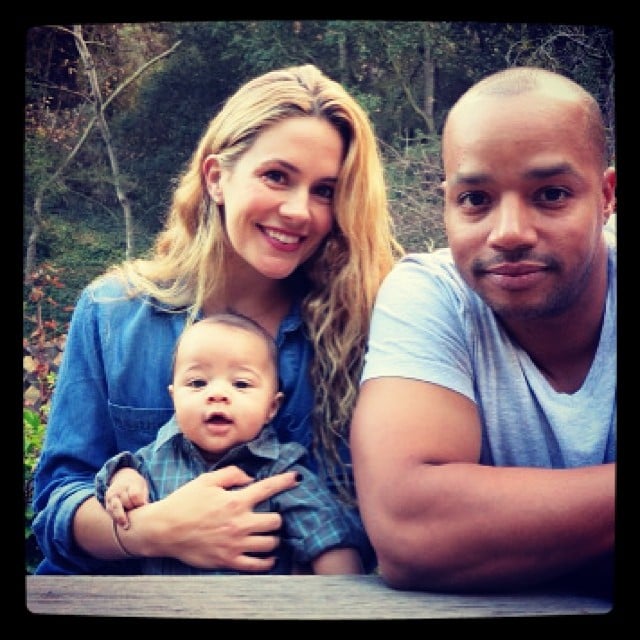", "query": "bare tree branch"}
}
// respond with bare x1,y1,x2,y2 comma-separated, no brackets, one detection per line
24,27,181,280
